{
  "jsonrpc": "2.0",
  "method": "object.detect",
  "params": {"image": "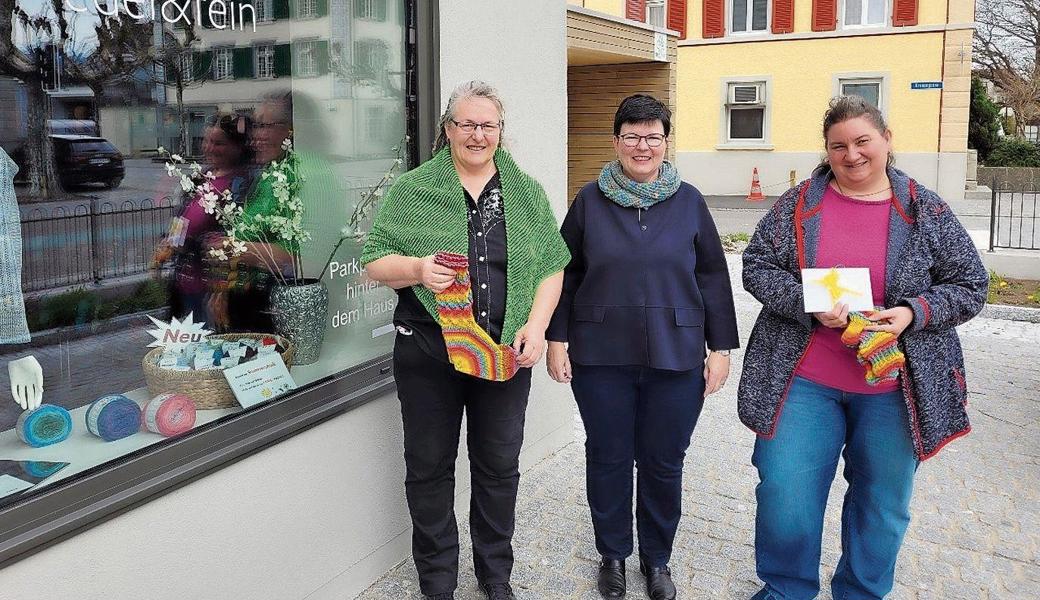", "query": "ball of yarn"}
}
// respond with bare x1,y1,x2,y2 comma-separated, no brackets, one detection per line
85,395,142,442
143,393,197,437
16,404,73,448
